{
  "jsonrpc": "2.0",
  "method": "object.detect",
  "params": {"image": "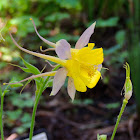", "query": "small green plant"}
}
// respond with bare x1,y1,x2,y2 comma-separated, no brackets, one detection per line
0,81,23,140
4,56,61,139
97,62,133,140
